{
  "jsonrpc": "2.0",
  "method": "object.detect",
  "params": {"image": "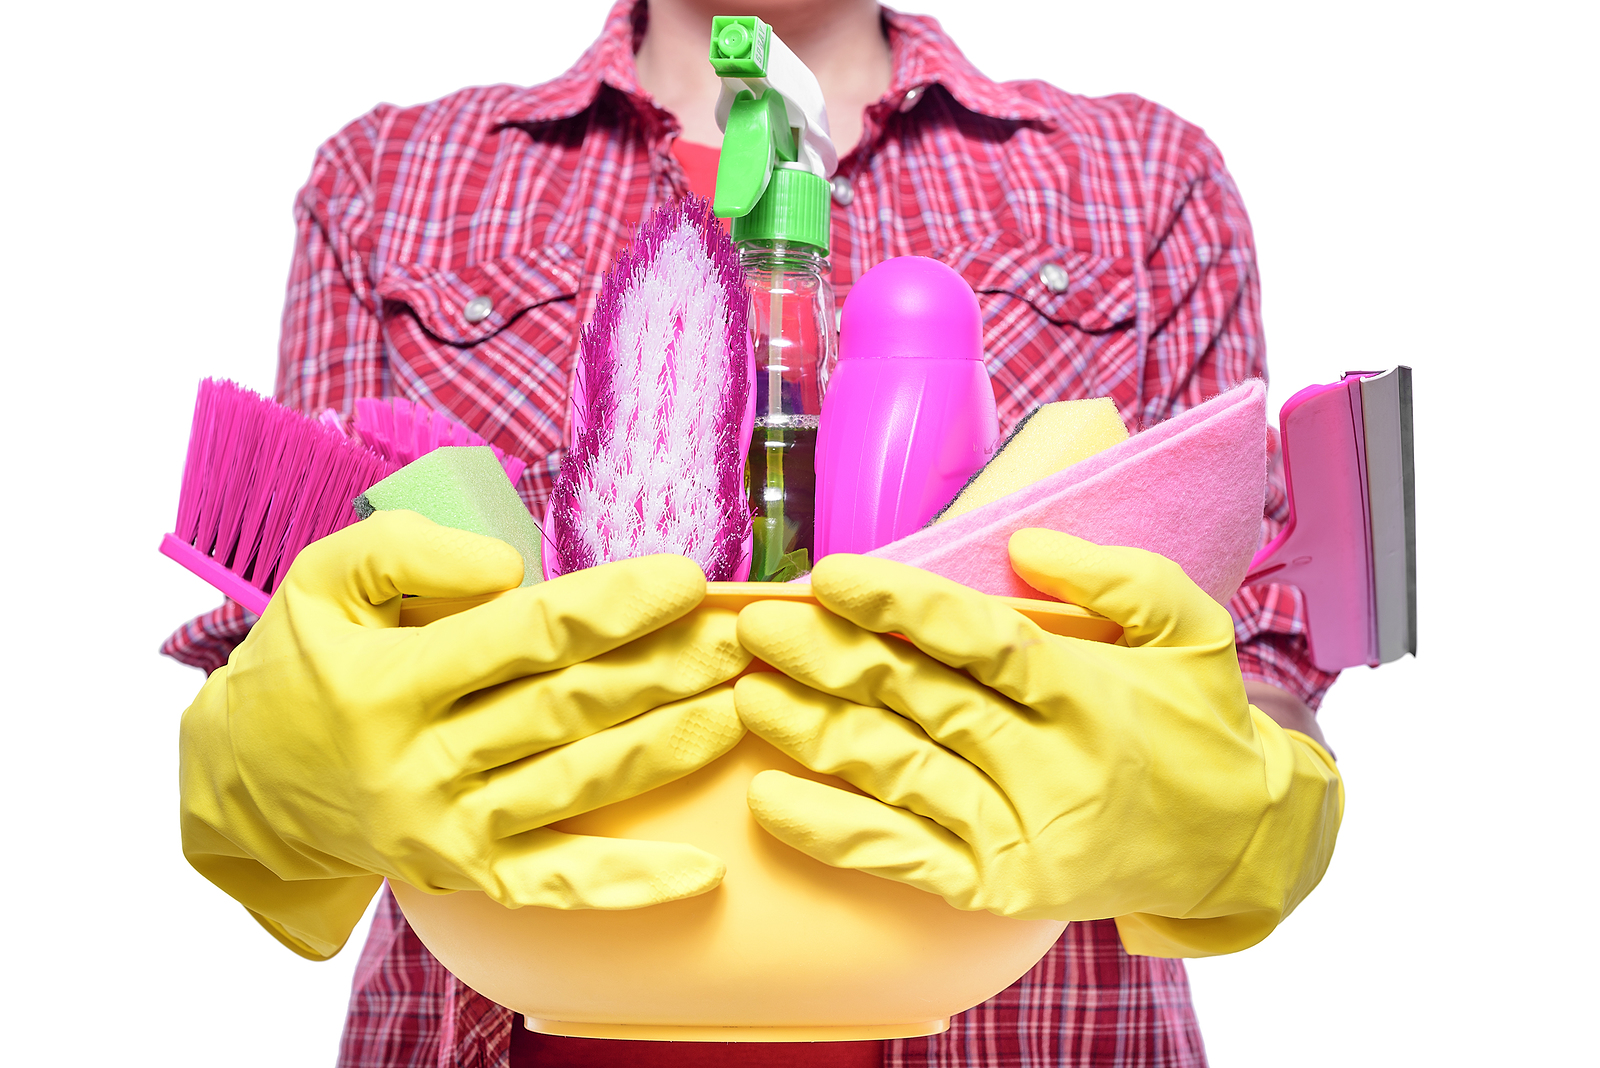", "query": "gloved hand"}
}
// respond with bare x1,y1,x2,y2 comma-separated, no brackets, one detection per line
734,529,1342,958
181,510,750,960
